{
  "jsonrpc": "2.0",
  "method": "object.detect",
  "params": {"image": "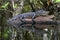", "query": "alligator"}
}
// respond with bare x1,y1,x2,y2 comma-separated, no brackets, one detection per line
7,9,49,27
19,9,49,22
